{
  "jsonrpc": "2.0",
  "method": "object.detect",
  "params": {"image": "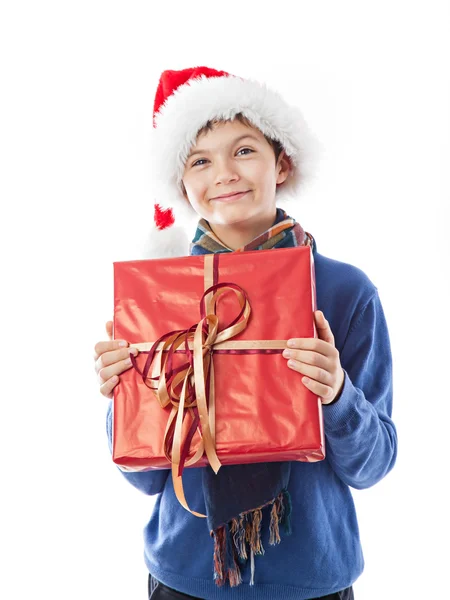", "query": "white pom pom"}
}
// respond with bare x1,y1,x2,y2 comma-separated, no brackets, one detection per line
138,224,190,259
